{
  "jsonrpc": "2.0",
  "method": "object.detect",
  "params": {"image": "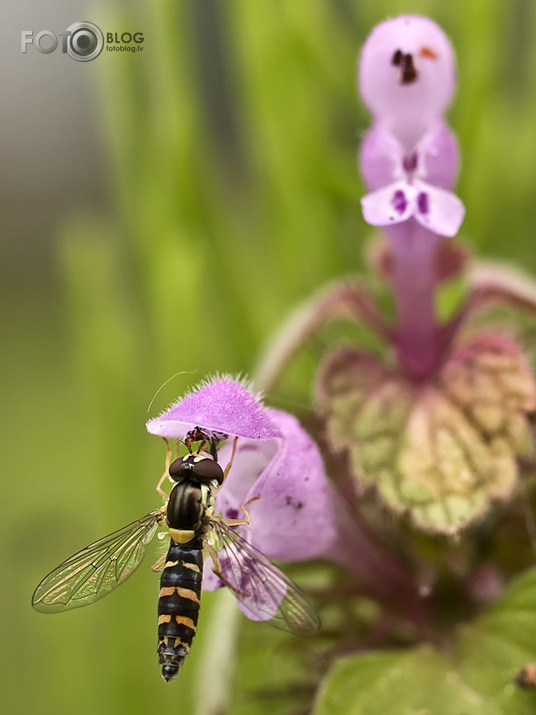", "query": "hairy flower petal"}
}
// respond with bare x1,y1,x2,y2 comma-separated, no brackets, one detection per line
359,126,404,192
204,410,363,602
146,376,280,440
